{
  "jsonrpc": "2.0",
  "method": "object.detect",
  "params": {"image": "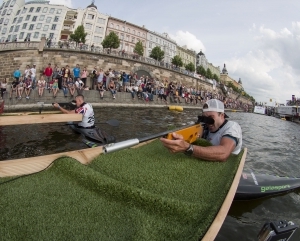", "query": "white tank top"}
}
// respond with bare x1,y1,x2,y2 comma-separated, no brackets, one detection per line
206,120,242,155
75,103,95,127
